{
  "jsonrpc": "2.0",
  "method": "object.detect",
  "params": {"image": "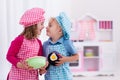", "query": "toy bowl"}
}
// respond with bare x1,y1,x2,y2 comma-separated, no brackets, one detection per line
26,56,46,69
48,51,62,66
